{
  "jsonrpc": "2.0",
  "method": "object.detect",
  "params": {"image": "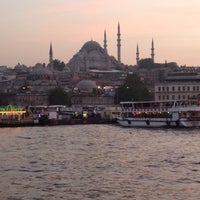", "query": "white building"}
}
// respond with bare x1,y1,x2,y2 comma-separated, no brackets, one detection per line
155,72,200,101
155,82,200,101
